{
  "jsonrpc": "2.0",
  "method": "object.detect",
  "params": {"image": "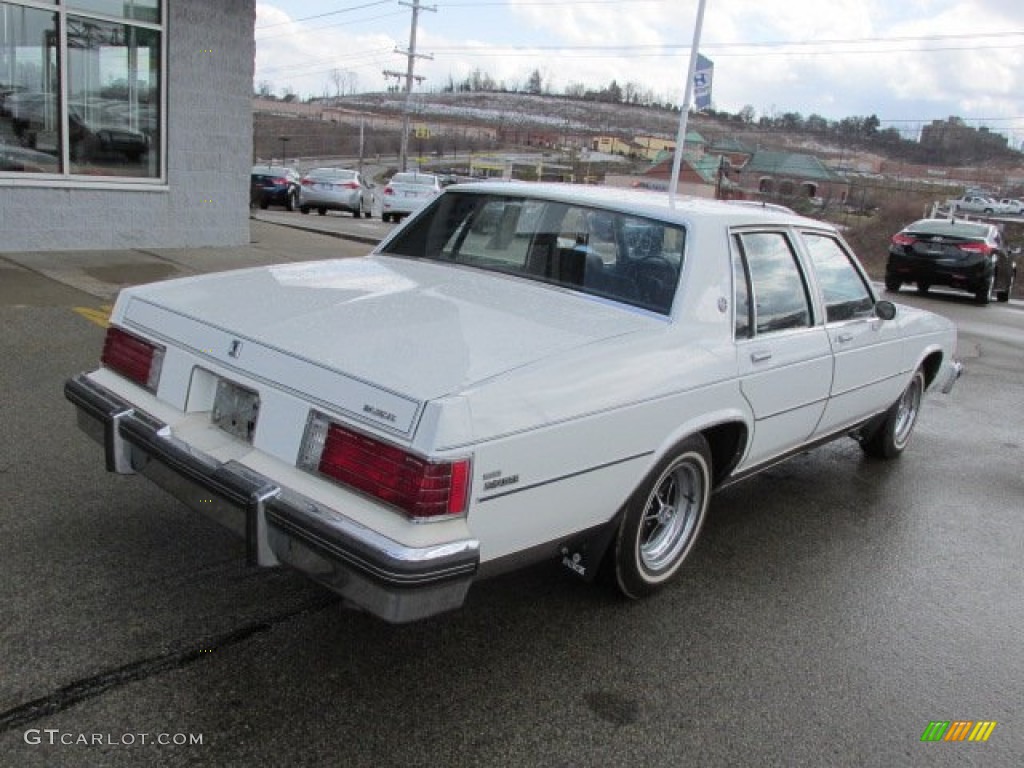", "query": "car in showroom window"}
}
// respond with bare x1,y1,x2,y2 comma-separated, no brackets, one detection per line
0,1,162,180
65,182,962,623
